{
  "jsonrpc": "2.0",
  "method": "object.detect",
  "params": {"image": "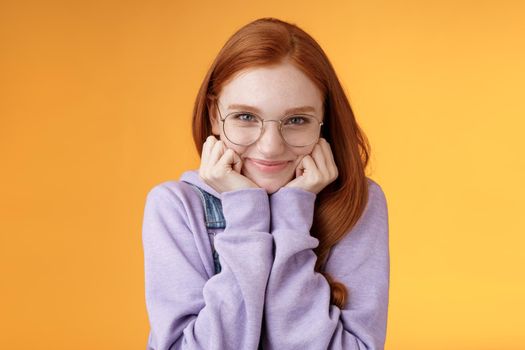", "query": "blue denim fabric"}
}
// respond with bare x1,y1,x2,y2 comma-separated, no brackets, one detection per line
183,182,224,275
